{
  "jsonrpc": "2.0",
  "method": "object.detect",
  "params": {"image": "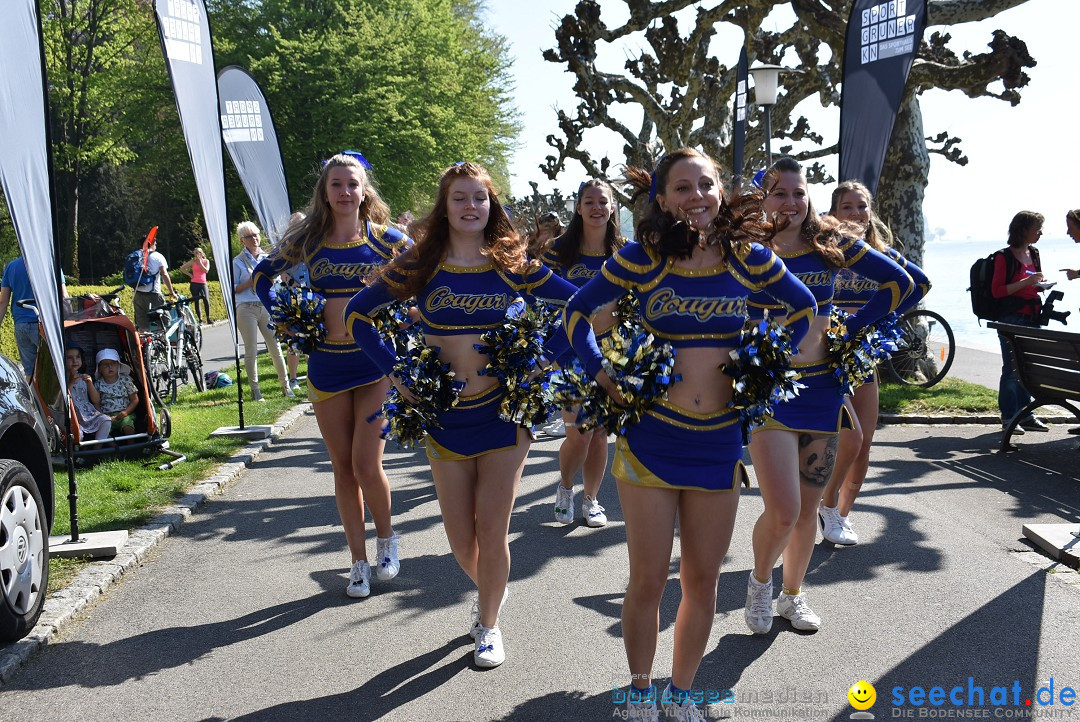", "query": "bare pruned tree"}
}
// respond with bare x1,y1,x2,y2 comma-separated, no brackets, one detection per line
542,0,1035,265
